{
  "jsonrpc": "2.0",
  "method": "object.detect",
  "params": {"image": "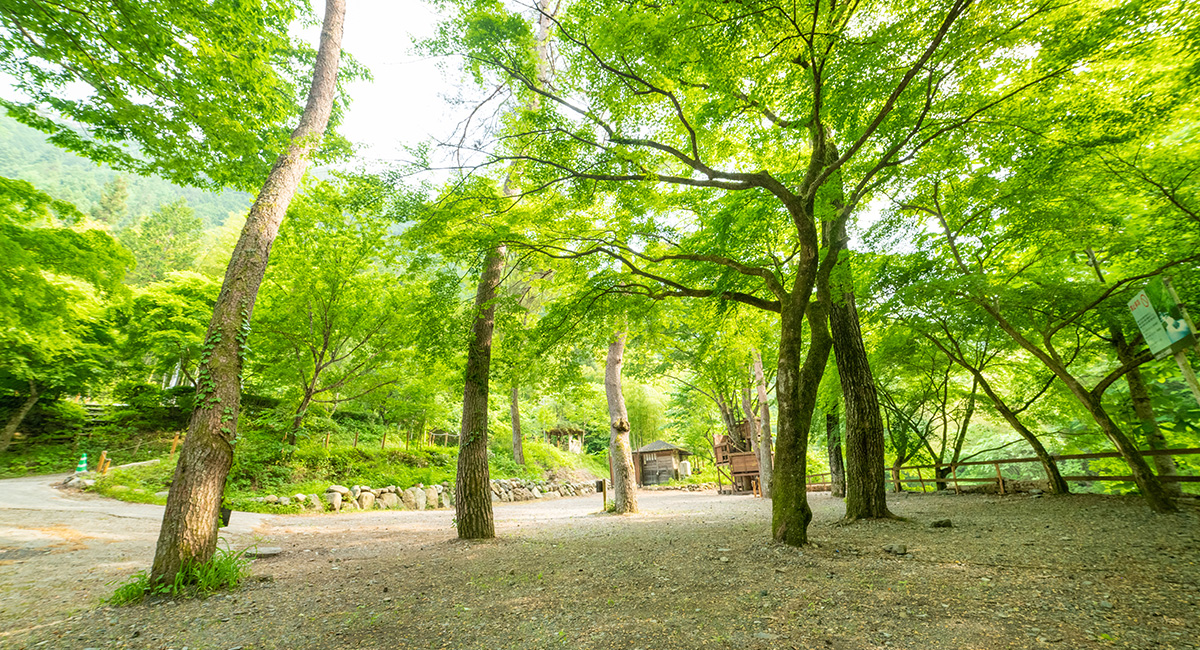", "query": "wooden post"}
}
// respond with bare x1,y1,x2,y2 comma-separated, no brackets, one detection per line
916,467,926,493
381,429,387,450
169,432,181,457
891,467,901,493
951,464,961,494
994,463,1005,495
353,430,359,448
97,450,107,474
